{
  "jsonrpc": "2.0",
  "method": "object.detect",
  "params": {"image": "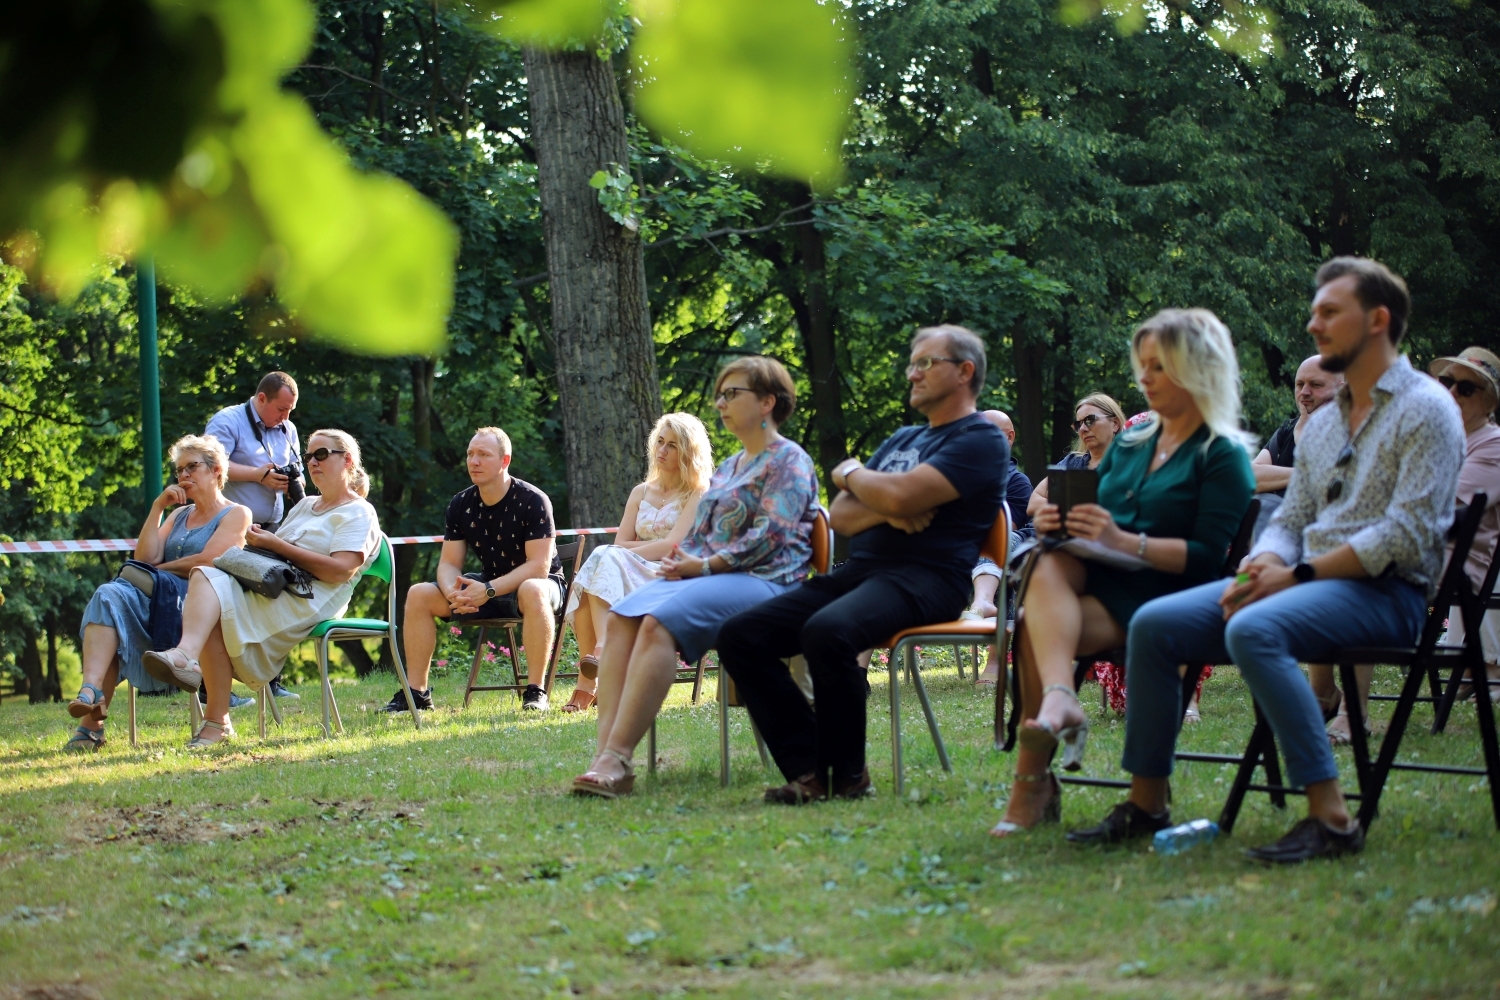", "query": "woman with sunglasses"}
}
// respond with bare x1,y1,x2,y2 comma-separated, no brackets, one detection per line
63,436,251,751
143,430,382,747
1025,393,1127,518
571,356,819,797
